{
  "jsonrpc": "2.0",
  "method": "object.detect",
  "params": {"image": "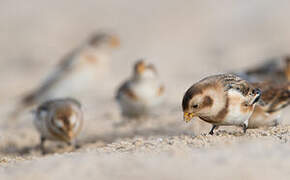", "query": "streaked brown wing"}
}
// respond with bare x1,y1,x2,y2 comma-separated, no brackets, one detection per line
116,81,138,101
252,82,290,112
